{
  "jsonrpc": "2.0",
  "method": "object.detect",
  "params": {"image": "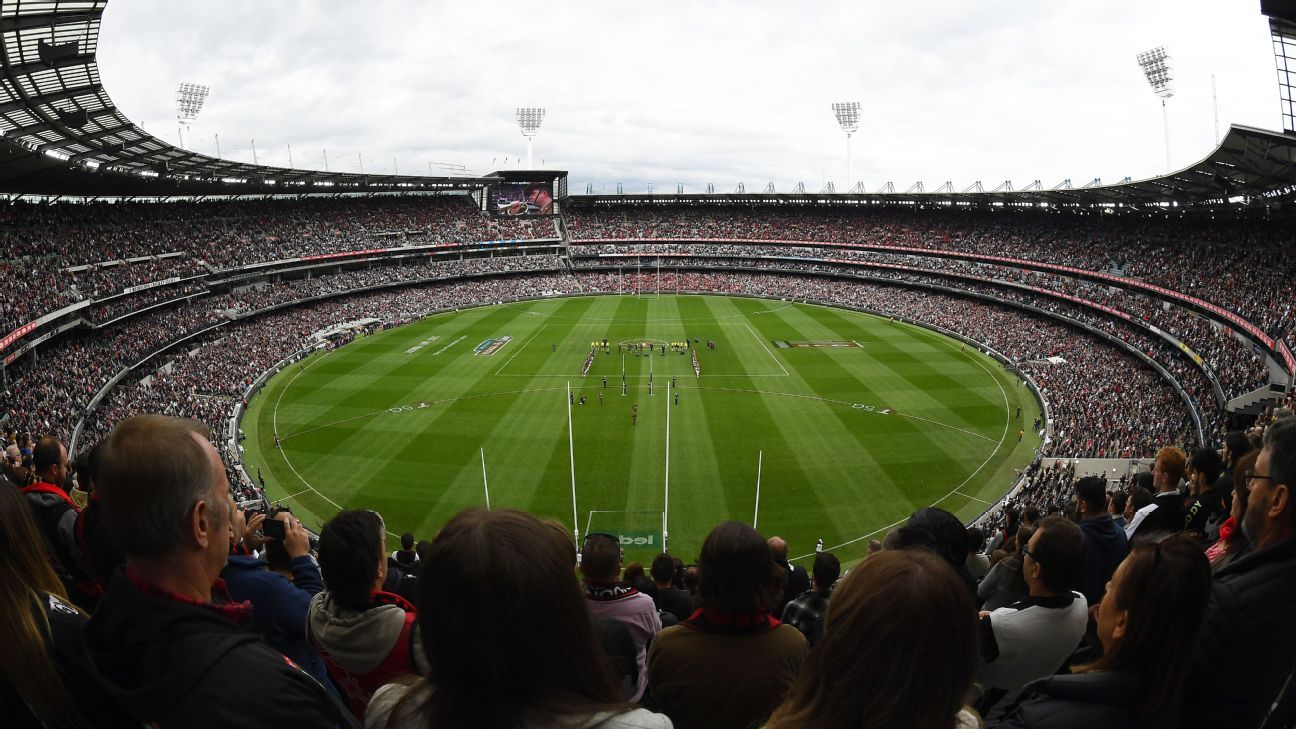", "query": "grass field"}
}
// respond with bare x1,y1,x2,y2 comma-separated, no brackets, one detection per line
242,294,1041,566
